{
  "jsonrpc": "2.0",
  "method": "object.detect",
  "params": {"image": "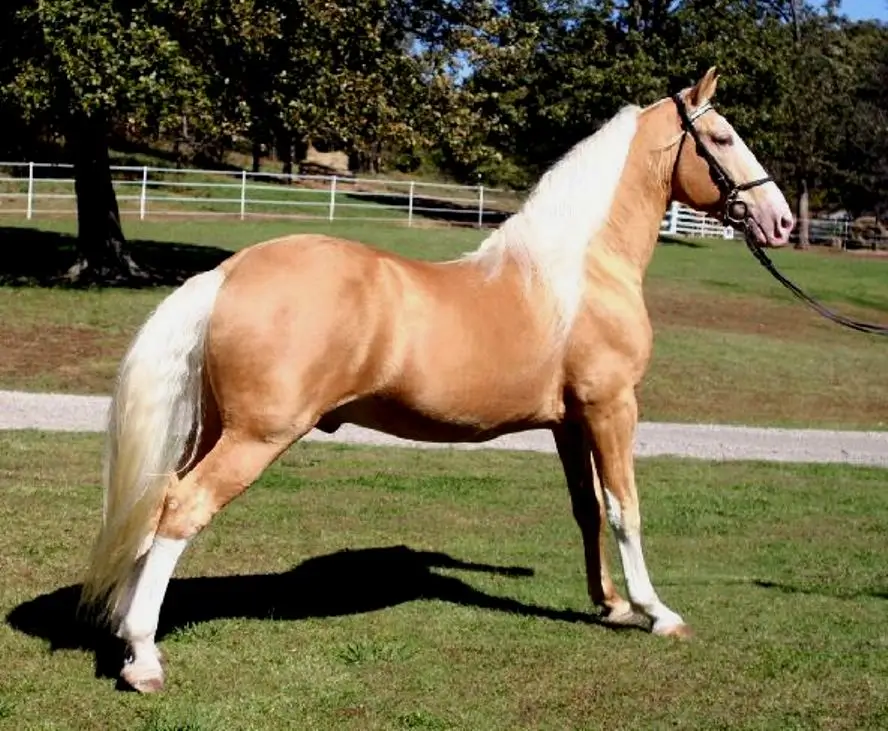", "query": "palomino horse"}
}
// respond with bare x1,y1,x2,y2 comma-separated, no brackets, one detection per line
80,68,793,692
